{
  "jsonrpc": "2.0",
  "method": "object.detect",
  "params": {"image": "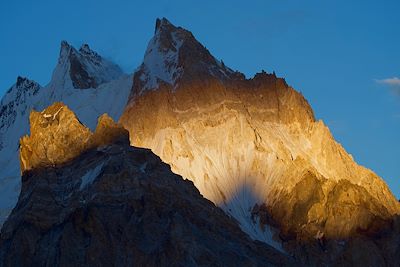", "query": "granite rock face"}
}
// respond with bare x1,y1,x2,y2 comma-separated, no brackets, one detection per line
0,104,294,267
19,102,129,173
120,18,400,265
